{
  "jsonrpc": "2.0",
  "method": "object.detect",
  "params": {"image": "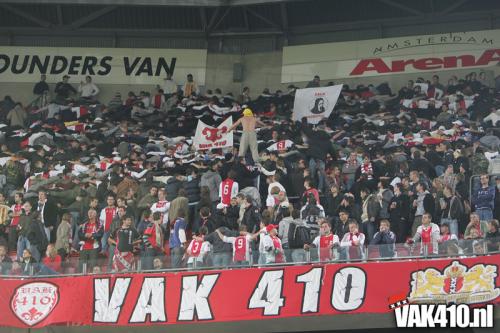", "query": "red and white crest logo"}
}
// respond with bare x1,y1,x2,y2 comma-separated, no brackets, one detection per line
11,282,59,326
202,126,227,142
